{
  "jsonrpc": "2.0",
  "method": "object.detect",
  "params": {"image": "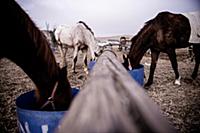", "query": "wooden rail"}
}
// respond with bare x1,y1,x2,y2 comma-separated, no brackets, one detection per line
57,51,176,133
